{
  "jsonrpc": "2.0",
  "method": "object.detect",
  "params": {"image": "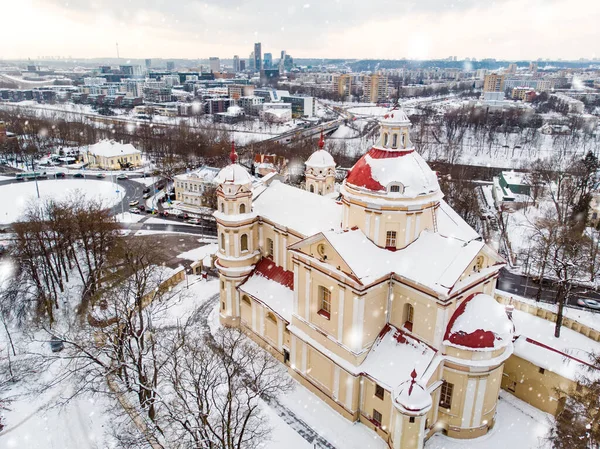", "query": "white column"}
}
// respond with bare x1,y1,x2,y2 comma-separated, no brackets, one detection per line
364,212,371,237
234,232,239,257
293,264,299,314
433,308,448,348
275,232,280,265
418,416,426,449
259,225,264,251
472,378,487,427
393,413,403,449
415,213,421,237
344,377,354,411
234,287,240,316
352,296,364,352
404,214,413,246
259,308,265,336
225,233,230,257
332,366,341,401
337,288,345,343
373,214,380,245
301,343,307,374
291,335,297,369
282,236,288,270
251,301,257,332
226,281,232,314
462,378,477,427
305,269,311,320
277,319,284,350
